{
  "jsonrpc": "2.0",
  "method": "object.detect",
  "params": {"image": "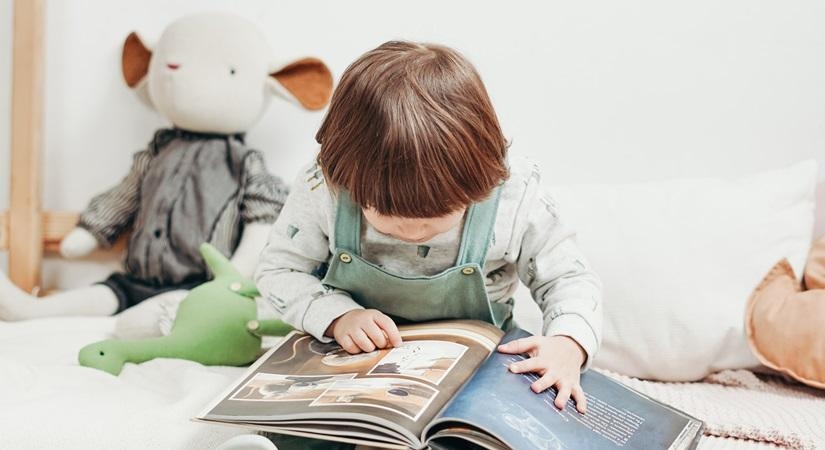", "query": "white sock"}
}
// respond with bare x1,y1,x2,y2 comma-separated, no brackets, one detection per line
0,271,118,320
